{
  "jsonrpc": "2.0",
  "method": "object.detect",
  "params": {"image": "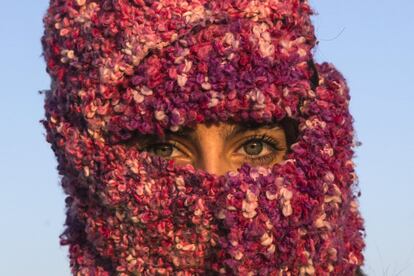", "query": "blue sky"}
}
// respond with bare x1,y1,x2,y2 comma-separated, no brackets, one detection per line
0,0,413,275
